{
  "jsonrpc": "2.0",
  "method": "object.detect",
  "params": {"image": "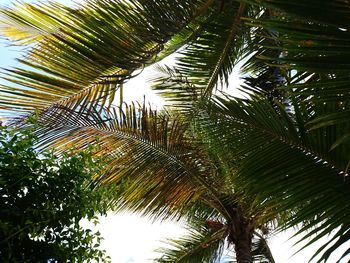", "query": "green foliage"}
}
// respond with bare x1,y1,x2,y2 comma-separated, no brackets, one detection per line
155,223,226,263
0,125,111,262
0,0,209,117
30,102,277,262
